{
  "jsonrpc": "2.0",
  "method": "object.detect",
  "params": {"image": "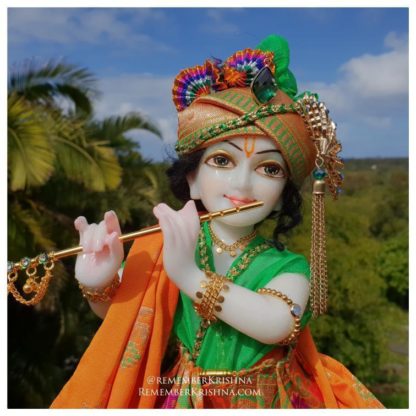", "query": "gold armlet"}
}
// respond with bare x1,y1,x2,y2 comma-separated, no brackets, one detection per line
194,271,230,324
78,274,120,303
257,287,302,345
